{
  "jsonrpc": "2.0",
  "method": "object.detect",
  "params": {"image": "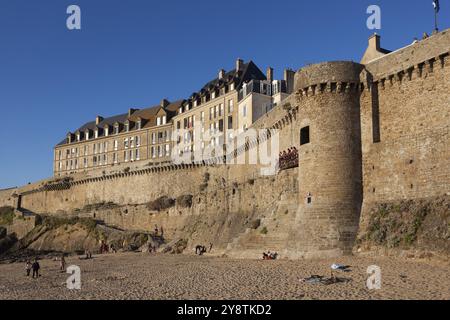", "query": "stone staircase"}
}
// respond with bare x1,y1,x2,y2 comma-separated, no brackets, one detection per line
225,192,298,259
